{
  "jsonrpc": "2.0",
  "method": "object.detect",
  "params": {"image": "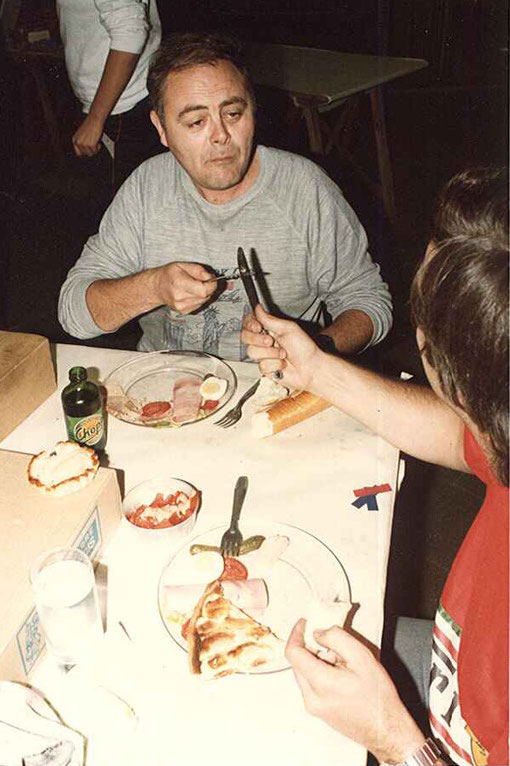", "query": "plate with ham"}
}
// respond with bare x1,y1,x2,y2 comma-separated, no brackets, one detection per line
157,520,351,677
104,351,236,427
